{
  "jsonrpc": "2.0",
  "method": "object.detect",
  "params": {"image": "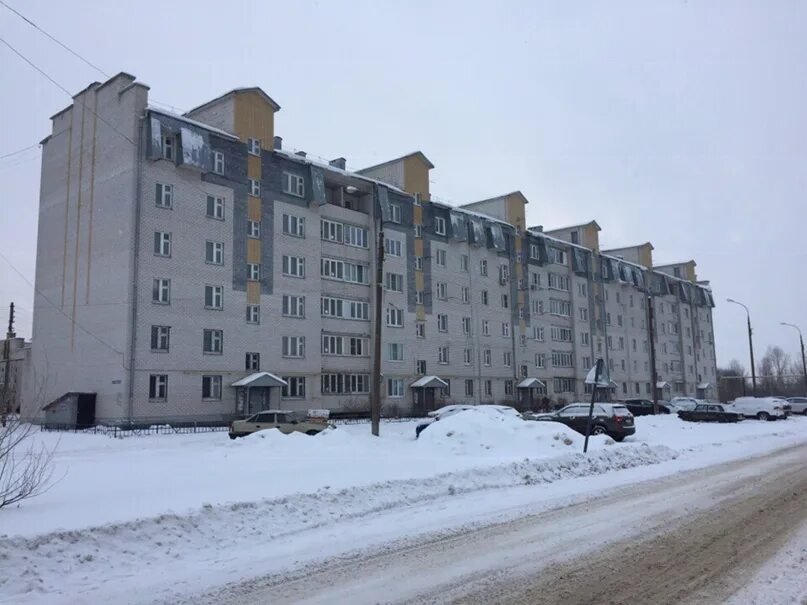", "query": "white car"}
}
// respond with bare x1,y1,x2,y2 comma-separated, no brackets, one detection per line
728,396,787,421
786,397,807,415
668,397,699,412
